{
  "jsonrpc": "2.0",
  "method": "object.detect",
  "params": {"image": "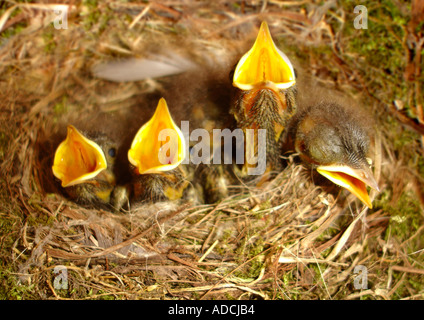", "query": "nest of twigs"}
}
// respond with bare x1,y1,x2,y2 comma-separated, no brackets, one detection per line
1,1,423,300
